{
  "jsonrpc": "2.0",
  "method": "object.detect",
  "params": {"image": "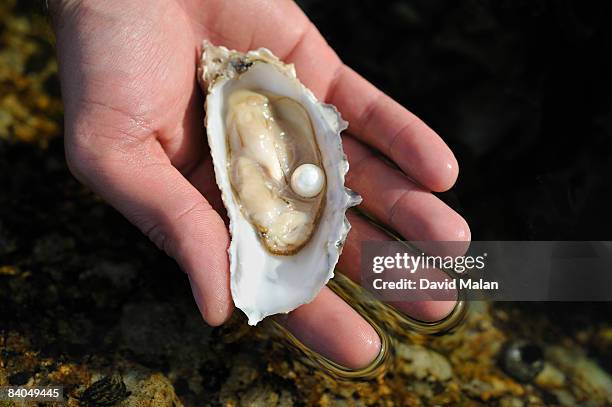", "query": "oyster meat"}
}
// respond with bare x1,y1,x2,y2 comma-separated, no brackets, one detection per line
199,42,360,325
